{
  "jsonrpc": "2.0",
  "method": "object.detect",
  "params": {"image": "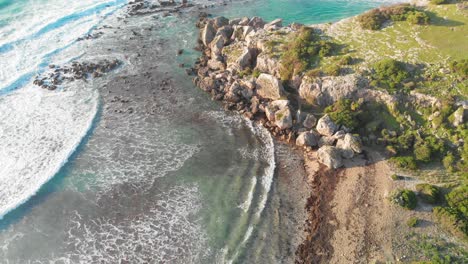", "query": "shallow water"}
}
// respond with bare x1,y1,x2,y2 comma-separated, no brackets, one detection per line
0,0,402,263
